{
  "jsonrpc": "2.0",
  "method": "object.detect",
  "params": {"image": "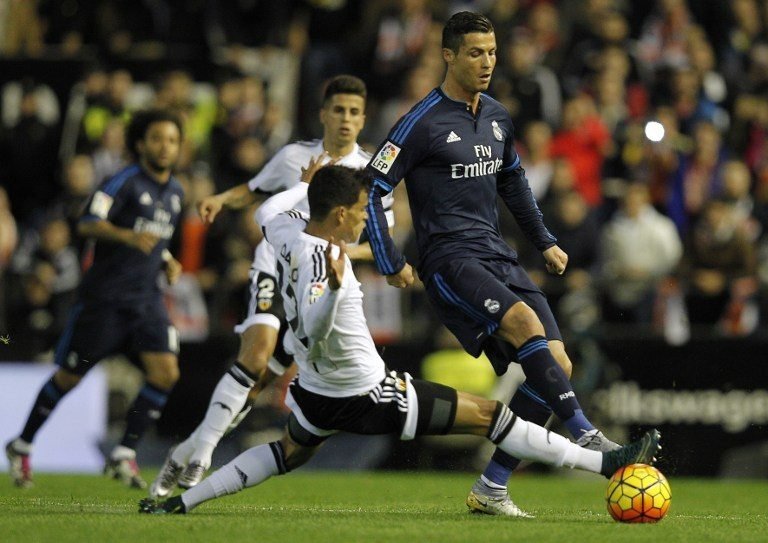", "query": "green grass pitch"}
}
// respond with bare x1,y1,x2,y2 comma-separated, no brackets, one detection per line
1,471,766,543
